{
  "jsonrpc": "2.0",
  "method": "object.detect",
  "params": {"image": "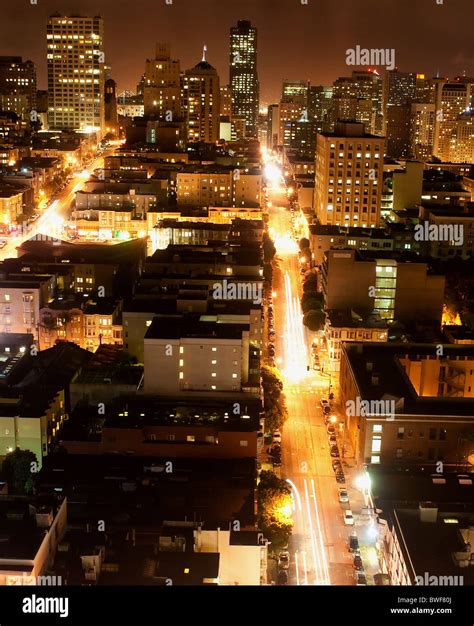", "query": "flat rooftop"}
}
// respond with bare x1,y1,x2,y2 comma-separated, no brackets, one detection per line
145,315,248,340
343,342,474,416
0,496,62,562
327,309,389,329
